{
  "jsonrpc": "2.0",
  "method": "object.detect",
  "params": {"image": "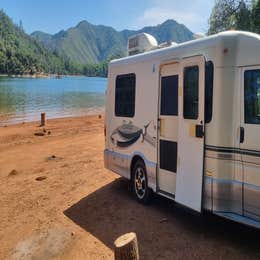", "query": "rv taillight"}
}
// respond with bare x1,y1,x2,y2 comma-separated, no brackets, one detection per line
104,125,106,137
